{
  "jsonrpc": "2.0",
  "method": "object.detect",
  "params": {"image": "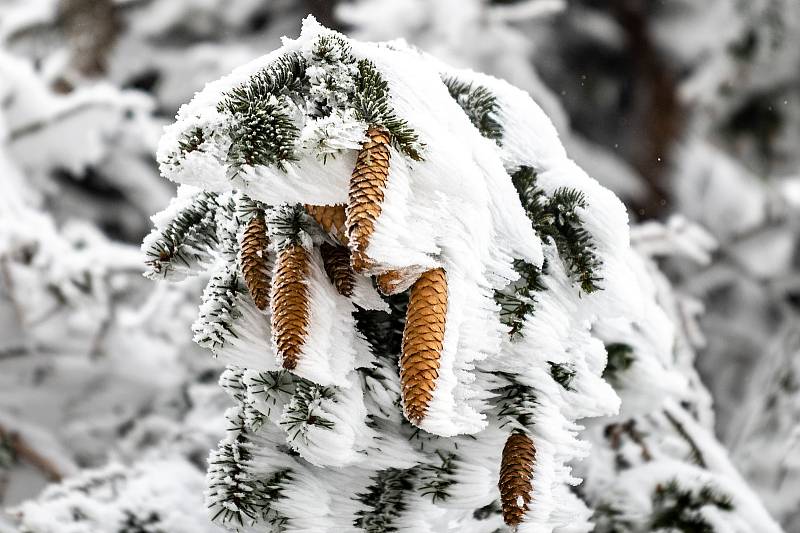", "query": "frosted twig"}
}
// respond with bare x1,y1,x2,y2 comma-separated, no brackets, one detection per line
0,424,63,482
663,409,707,468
